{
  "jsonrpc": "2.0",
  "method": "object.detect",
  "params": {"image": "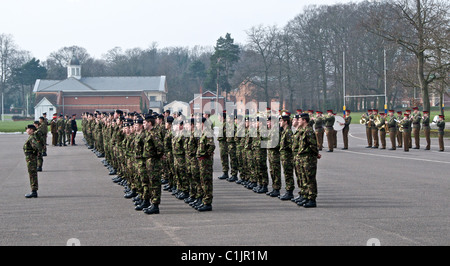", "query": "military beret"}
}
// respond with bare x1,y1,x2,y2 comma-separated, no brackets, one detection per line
166,116,174,123
413,107,419,110
136,118,144,124
201,117,207,123
39,116,44,120
115,109,123,115
300,113,309,119
423,111,429,114
26,124,37,130
144,114,154,121
439,115,444,118
43,112,47,115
